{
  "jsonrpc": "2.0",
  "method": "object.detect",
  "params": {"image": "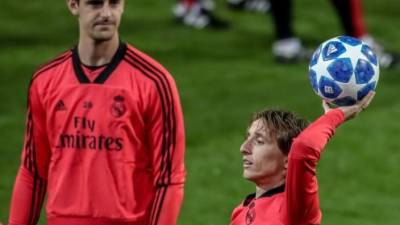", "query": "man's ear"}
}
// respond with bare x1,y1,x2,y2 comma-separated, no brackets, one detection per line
284,156,288,170
67,0,79,16
120,0,125,14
